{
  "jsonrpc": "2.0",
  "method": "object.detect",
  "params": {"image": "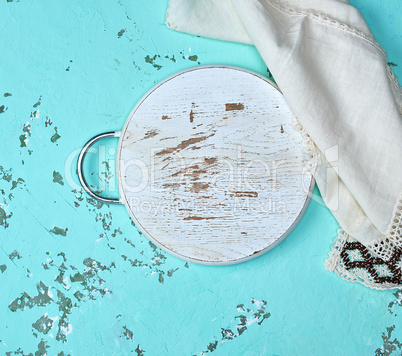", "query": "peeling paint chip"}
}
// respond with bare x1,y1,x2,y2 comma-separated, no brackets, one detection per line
50,226,68,236
51,127,61,143
53,171,64,185
32,314,55,335
9,250,22,260
123,326,134,340
144,55,162,70
118,28,126,38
